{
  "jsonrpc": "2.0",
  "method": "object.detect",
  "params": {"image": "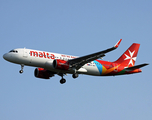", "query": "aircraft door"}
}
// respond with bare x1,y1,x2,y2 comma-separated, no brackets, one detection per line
23,48,32,64
23,48,28,58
